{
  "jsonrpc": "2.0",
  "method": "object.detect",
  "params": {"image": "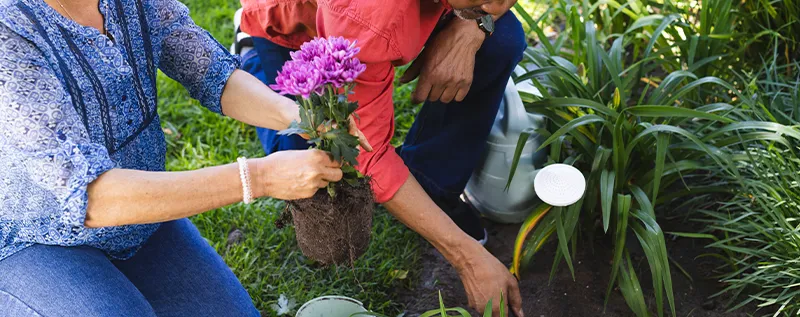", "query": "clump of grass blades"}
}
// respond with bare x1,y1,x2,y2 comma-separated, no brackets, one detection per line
699,59,800,316
736,55,800,125
509,3,800,317
739,0,800,66
704,146,800,316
